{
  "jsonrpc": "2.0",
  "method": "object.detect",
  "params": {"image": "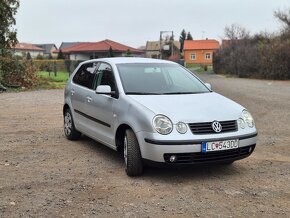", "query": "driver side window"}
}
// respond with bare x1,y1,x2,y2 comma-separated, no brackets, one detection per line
94,63,116,92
